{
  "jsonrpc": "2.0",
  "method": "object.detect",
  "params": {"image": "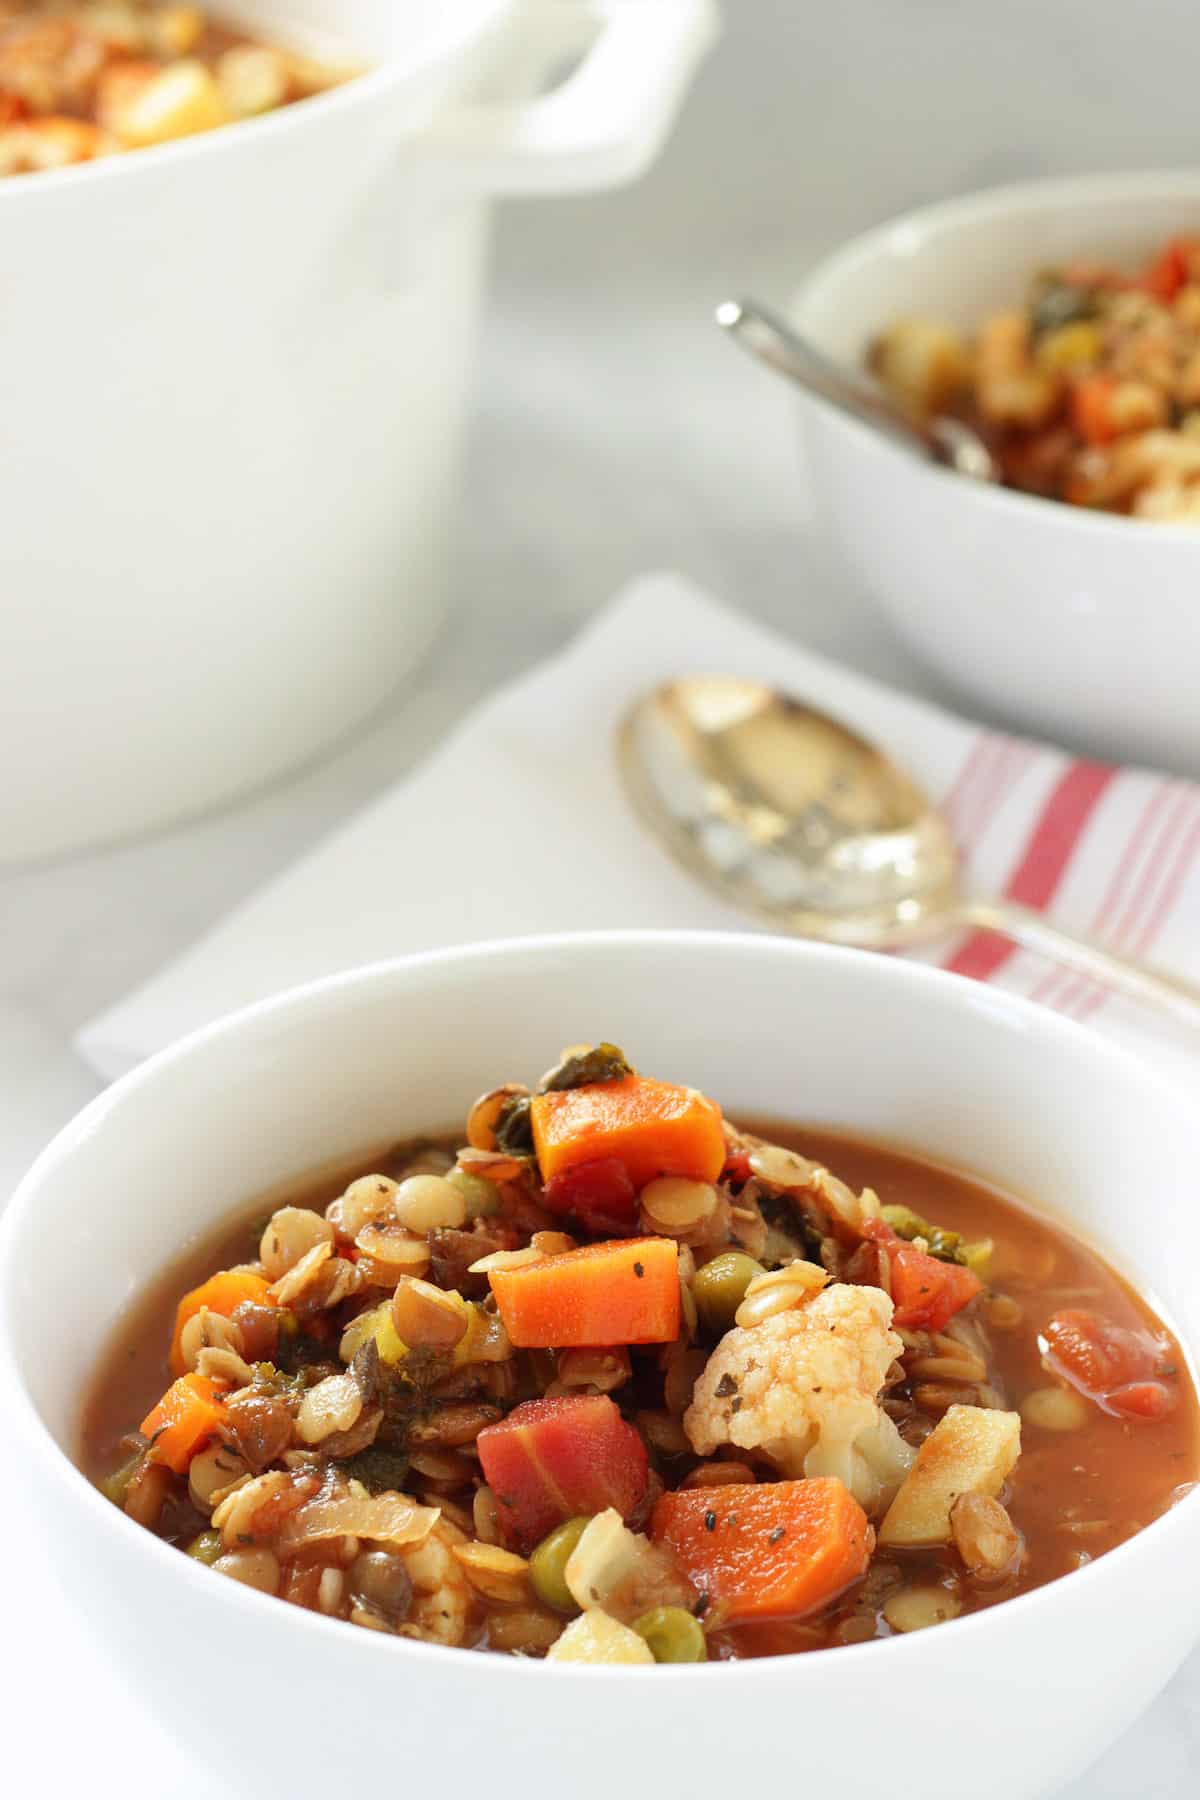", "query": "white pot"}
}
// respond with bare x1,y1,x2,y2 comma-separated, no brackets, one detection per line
0,0,717,862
